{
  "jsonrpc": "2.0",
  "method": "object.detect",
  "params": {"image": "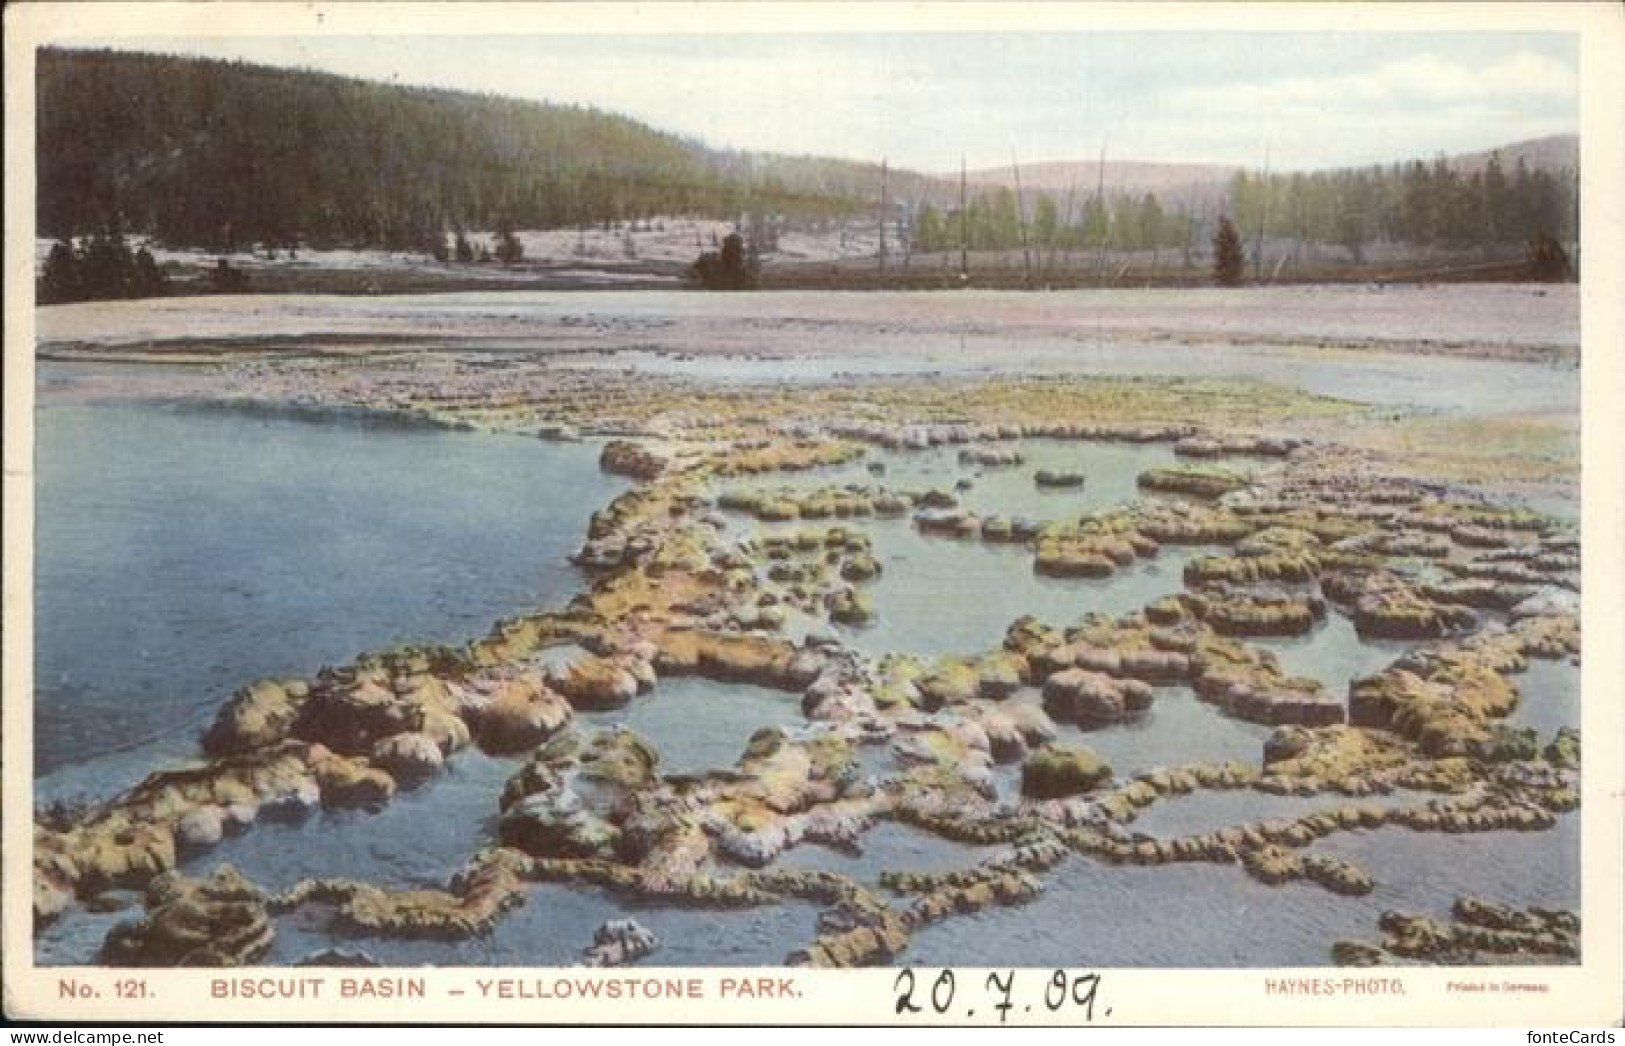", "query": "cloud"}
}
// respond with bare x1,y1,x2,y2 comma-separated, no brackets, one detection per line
1172,51,1576,114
